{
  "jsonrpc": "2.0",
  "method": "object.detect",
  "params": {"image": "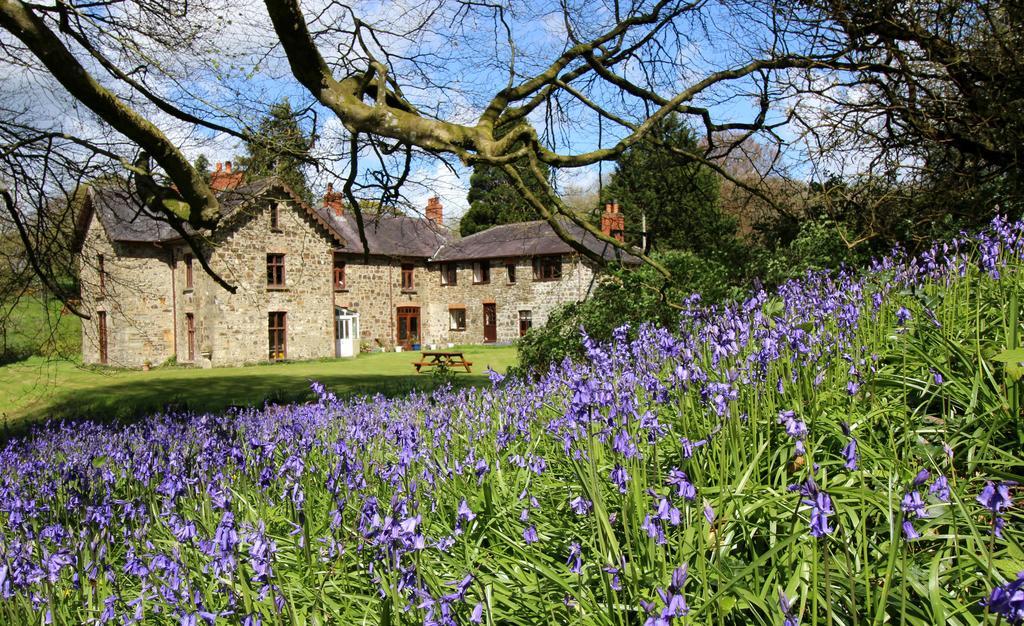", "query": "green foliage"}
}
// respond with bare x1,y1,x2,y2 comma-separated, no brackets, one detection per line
600,114,732,258
192,154,211,184
460,123,552,236
237,99,313,203
514,251,746,374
